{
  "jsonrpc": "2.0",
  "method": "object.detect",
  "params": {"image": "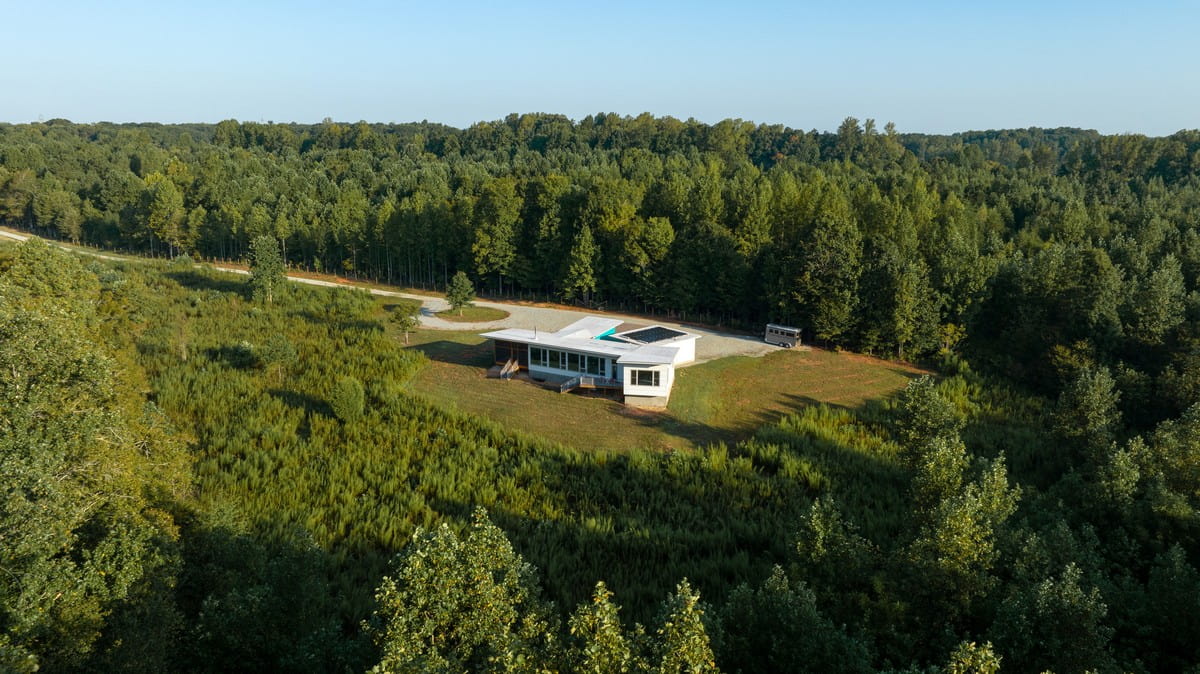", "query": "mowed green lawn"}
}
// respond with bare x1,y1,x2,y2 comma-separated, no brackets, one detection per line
669,349,926,435
393,310,927,452
434,305,510,322
398,328,714,451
